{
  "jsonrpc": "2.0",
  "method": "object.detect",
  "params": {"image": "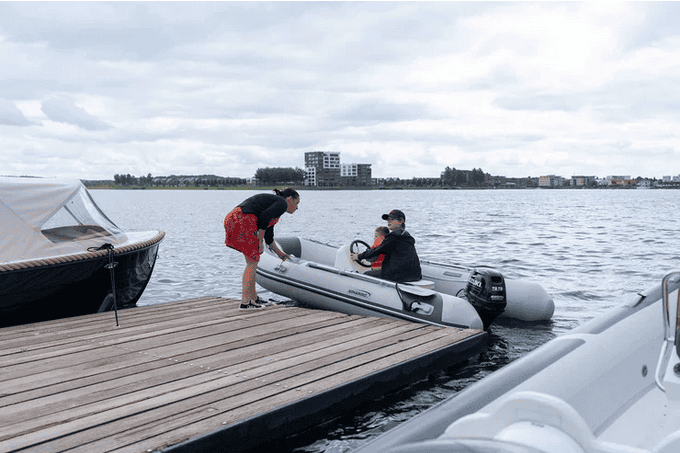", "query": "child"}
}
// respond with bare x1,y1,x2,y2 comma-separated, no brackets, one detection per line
366,226,389,276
